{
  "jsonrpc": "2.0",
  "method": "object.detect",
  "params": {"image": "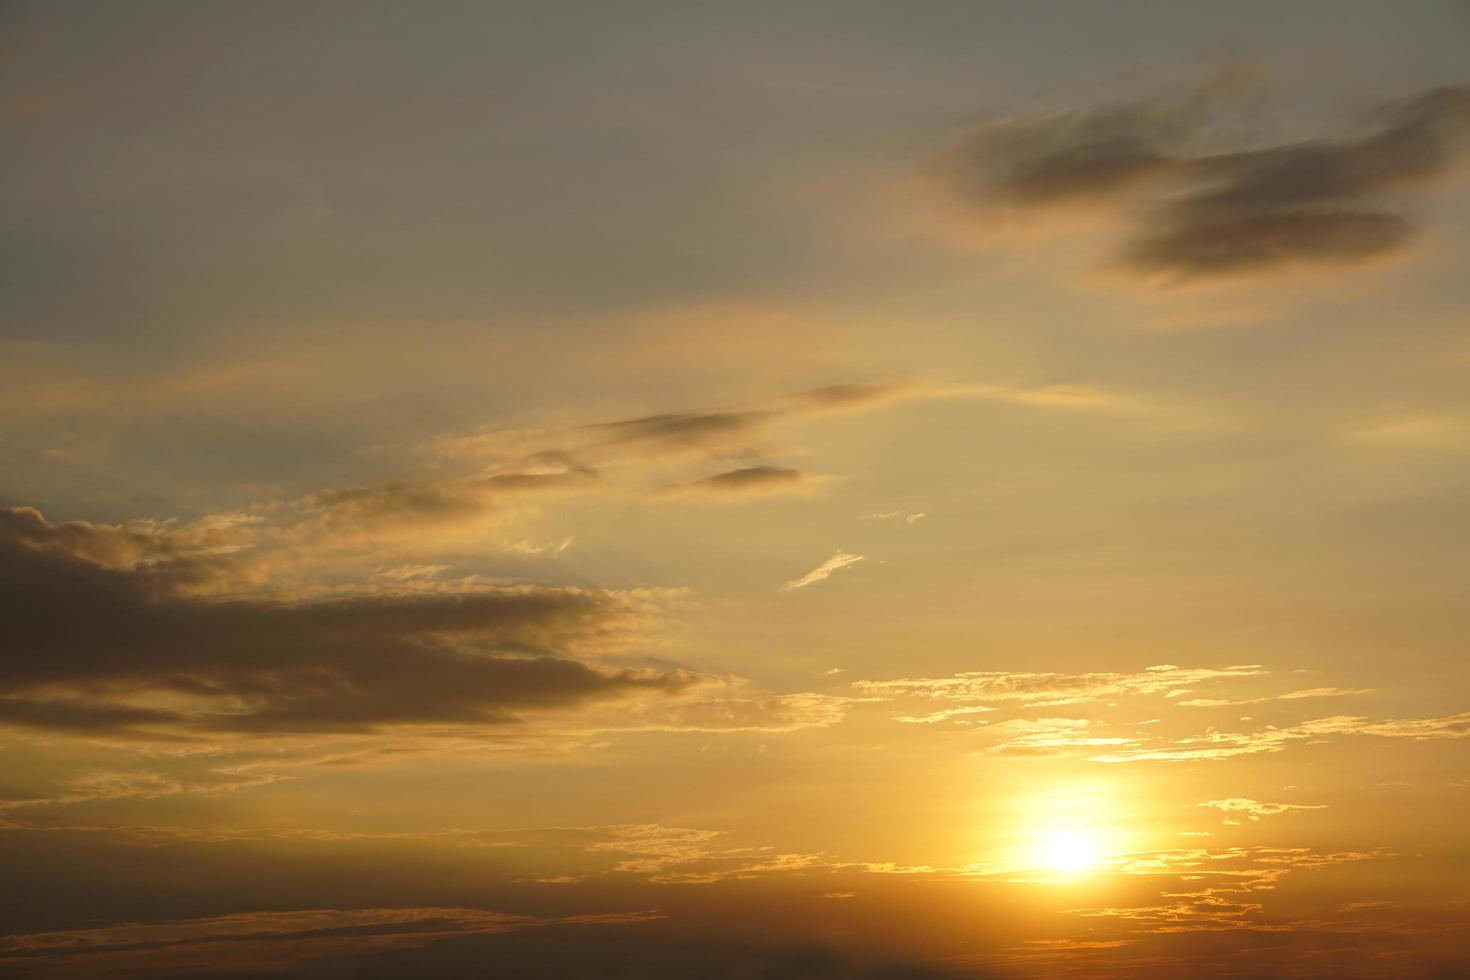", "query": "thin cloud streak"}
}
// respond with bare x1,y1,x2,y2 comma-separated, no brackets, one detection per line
781,552,865,591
